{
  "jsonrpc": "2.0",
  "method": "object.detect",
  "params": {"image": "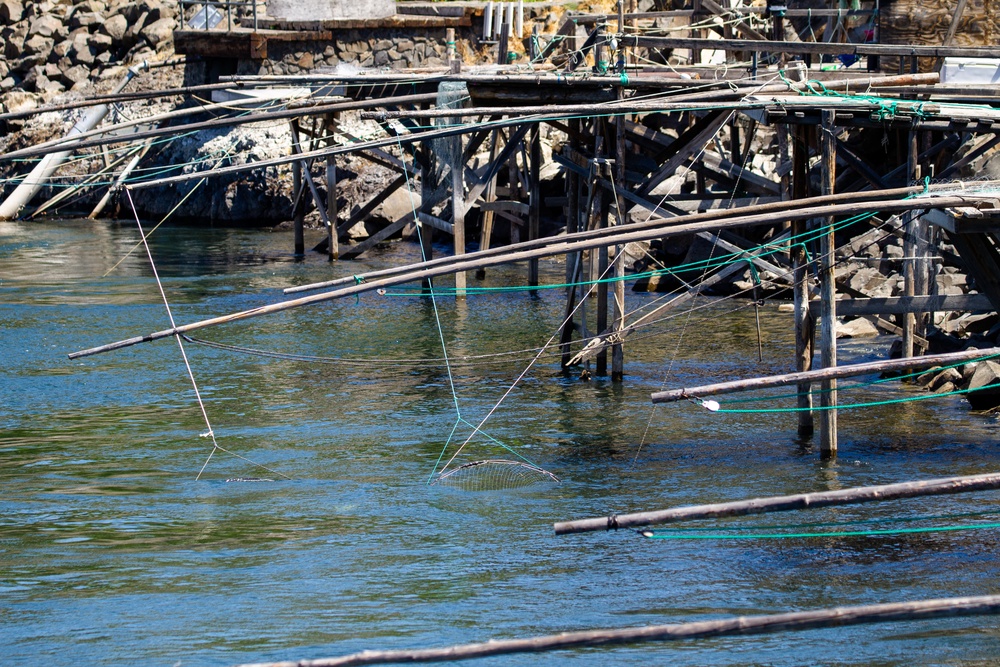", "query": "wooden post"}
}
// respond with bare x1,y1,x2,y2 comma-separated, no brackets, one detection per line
612,110,627,382
902,130,919,362
528,124,540,287
561,121,582,368
419,145,434,290
819,110,838,457
326,115,338,260
291,119,305,257
476,131,500,280
596,157,610,377
791,125,814,440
